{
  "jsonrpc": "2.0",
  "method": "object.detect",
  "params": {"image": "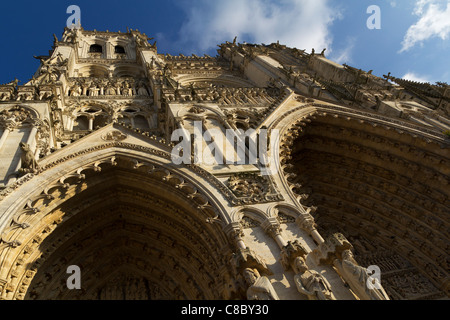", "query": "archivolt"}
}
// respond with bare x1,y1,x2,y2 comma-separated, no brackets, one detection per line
275,102,450,299
0,143,236,300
